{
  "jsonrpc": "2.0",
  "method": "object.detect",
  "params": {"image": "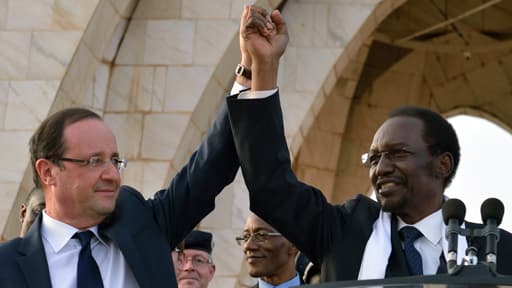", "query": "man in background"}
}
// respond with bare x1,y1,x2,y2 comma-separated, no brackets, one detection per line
172,230,216,288
237,214,300,288
19,187,45,237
